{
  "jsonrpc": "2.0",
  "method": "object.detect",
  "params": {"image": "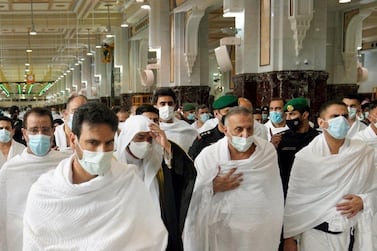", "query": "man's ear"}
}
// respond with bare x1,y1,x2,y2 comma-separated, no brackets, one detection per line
69,132,77,150
302,111,309,120
21,128,27,141
317,117,326,128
